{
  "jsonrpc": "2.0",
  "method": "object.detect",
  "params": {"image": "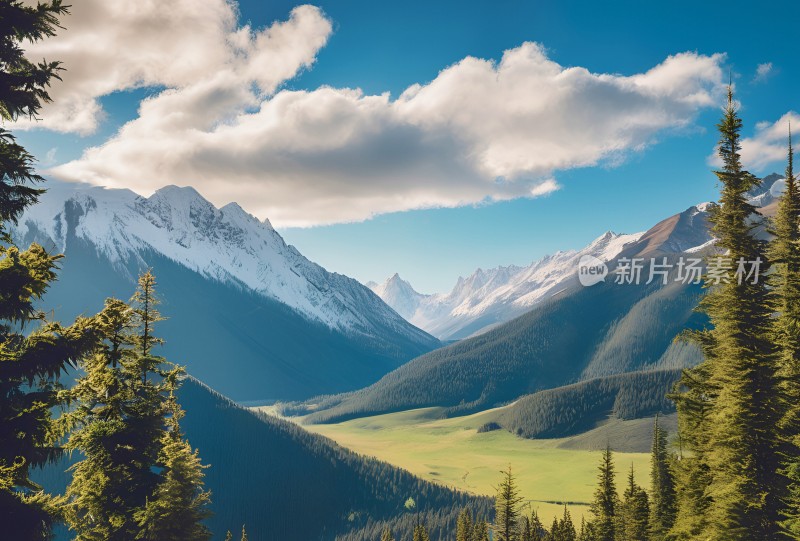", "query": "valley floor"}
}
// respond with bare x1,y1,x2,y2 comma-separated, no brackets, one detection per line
260,405,668,526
